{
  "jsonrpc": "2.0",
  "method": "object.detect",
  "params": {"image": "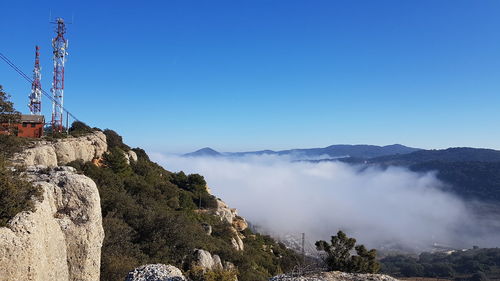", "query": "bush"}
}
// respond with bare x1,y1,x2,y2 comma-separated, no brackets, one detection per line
104,129,130,151
0,135,28,158
0,156,42,227
187,267,239,281
0,85,20,124
69,121,94,136
316,230,380,273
